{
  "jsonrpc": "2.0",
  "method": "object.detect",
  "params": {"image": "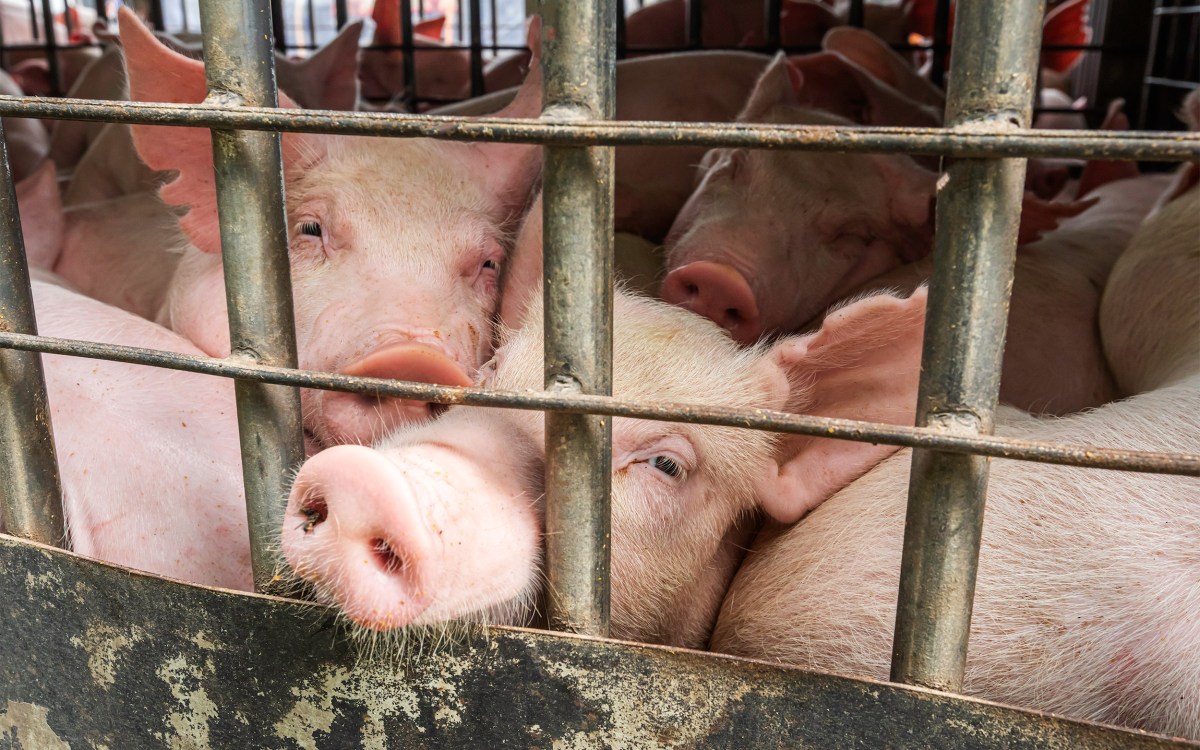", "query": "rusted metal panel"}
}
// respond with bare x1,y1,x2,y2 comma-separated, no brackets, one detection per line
2,535,1193,749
